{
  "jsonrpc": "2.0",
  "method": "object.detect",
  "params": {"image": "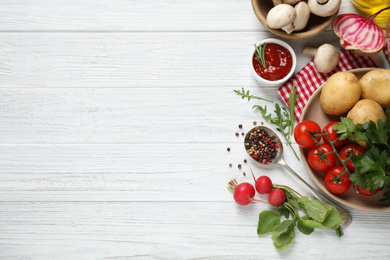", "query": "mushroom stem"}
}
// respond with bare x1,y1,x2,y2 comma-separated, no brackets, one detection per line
302,46,317,57
303,44,339,73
